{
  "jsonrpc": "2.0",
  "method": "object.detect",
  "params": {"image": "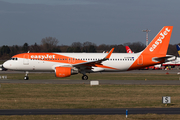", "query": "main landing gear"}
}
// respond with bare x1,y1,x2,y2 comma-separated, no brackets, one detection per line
82,75,88,80
24,71,29,80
